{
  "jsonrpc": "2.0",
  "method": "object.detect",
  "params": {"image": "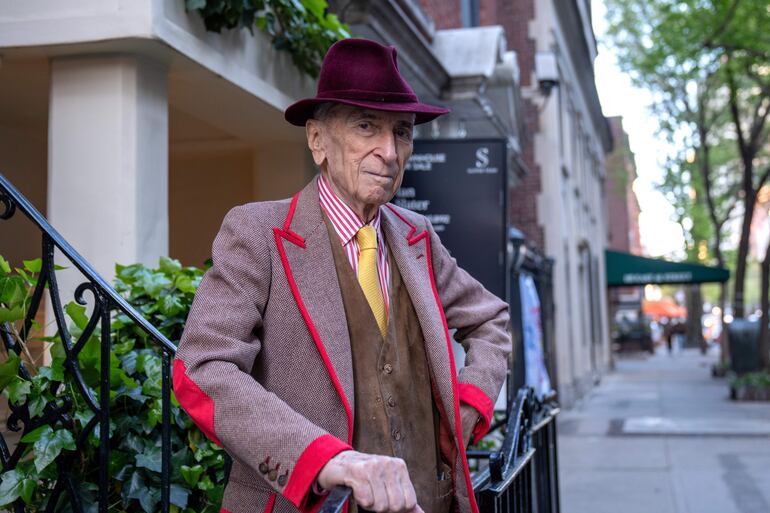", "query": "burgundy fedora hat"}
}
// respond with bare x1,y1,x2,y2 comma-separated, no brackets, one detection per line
284,38,450,126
